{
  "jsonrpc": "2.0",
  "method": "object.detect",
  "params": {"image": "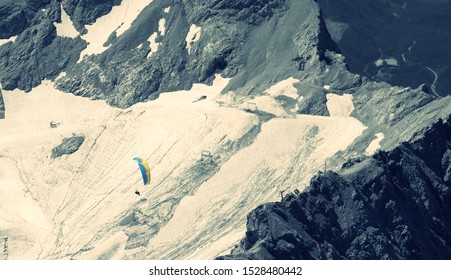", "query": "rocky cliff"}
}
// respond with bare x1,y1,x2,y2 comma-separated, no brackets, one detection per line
0,0,50,38
0,0,86,91
219,116,451,259
55,0,292,107
1,0,447,109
